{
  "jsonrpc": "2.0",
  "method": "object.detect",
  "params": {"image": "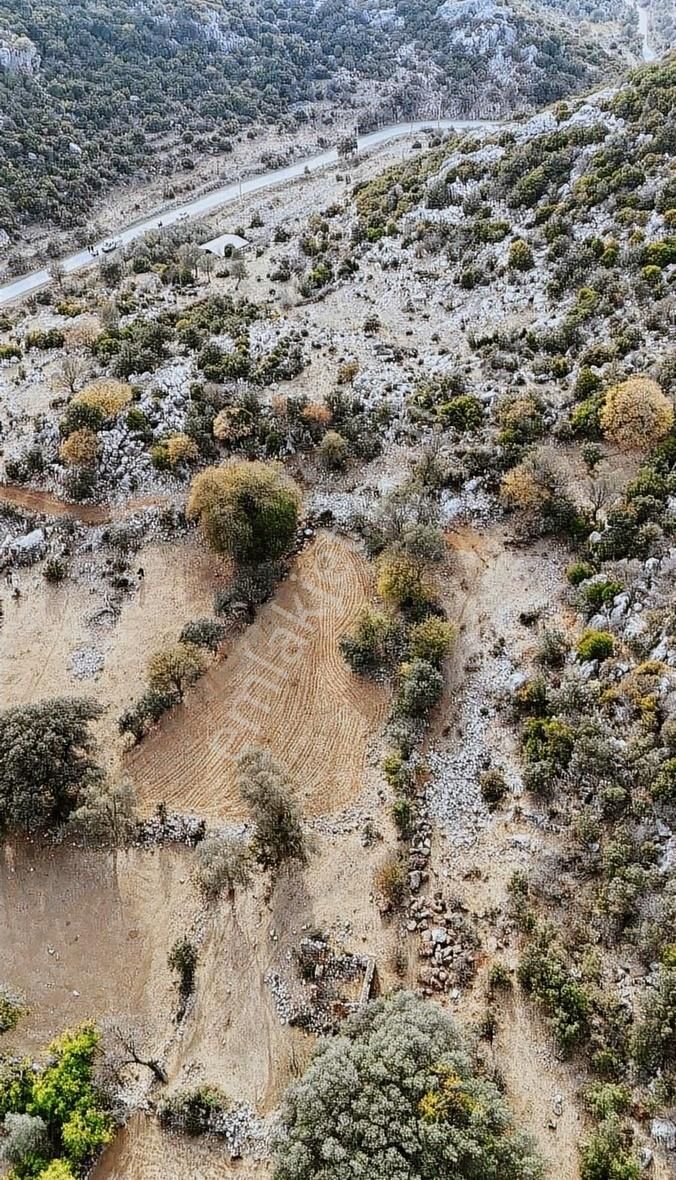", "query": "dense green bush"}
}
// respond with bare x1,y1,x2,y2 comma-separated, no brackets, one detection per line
179,618,226,653
0,698,103,833
0,1025,111,1176
395,659,444,718
157,1086,229,1136
437,395,484,432
188,462,301,564
480,768,508,809
0,988,24,1035
518,926,590,1055
577,630,614,662
631,966,676,1081
168,937,198,1008
118,687,180,743
579,1116,640,1180
652,757,676,804
340,609,402,676
508,240,535,271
